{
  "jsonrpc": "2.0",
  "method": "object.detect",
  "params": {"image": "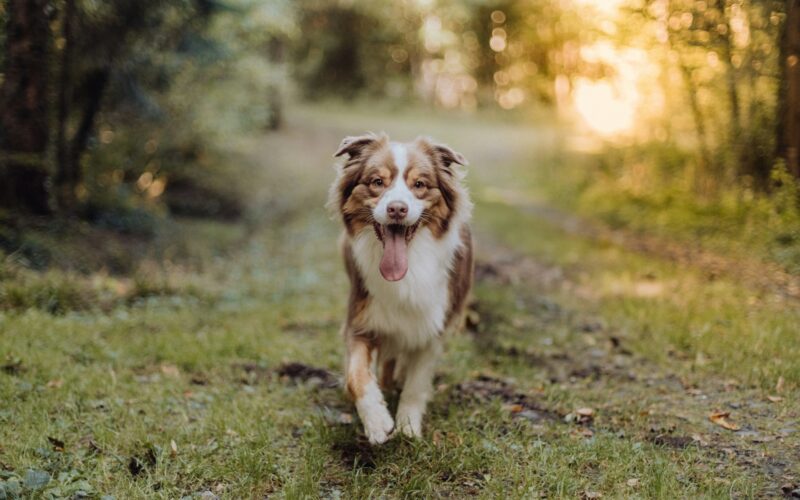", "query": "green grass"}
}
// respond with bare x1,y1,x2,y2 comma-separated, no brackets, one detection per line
1,102,798,498
516,141,800,275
